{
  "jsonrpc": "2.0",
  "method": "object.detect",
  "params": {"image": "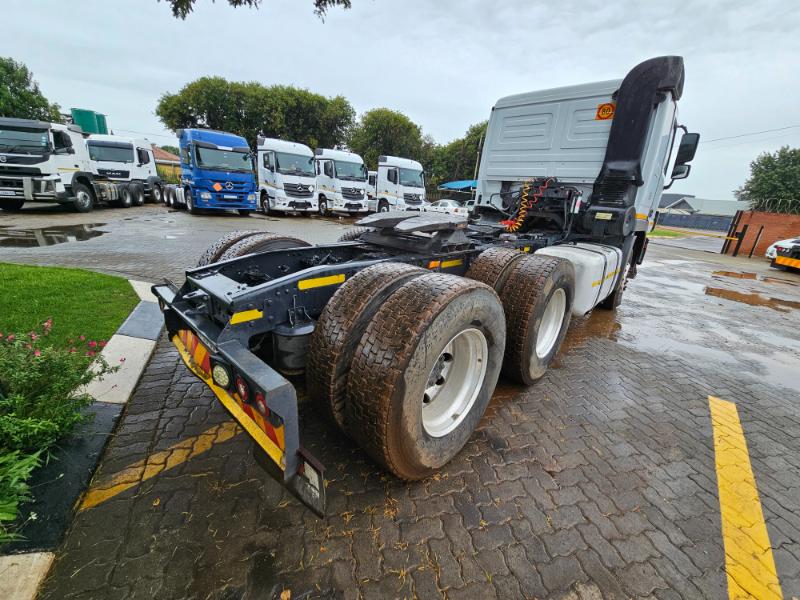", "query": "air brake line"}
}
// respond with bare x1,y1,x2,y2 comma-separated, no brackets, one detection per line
501,177,554,233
